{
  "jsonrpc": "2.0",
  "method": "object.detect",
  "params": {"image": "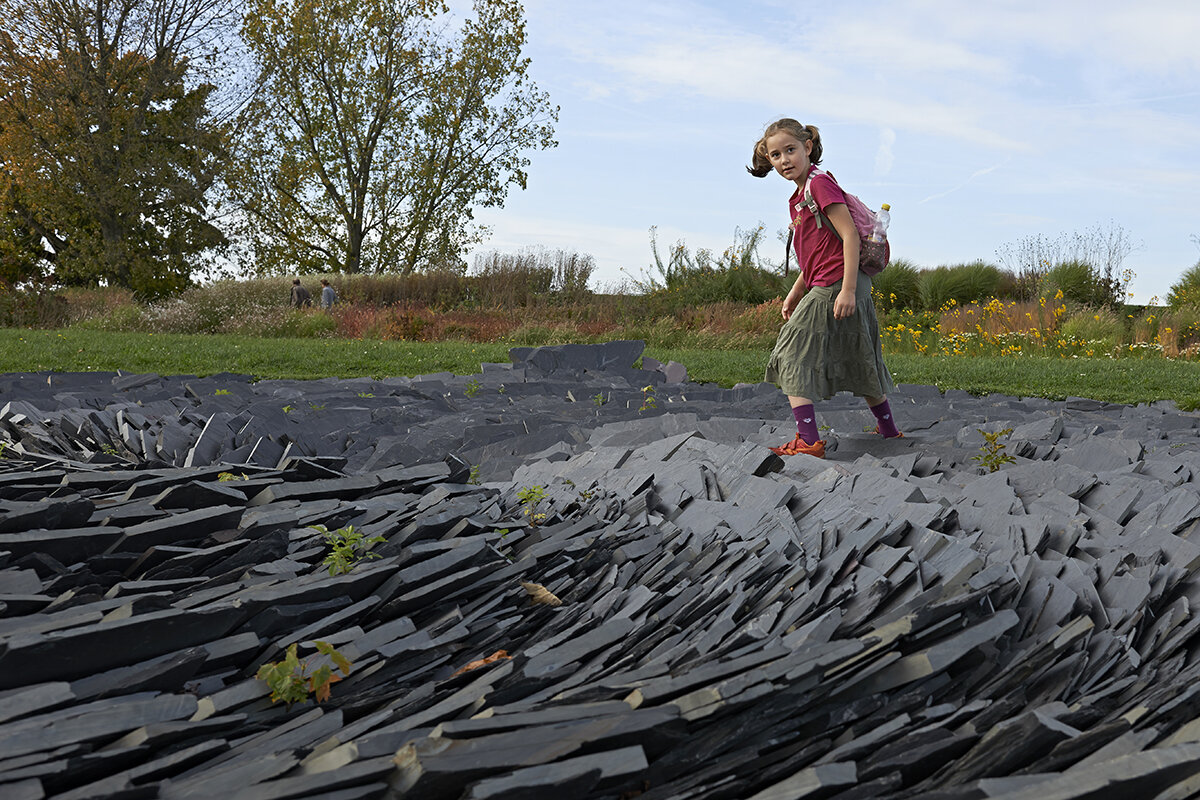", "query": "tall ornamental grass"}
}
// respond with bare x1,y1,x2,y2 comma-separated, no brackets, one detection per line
869,259,922,313
1167,260,1200,308
633,226,791,311
918,261,1009,311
